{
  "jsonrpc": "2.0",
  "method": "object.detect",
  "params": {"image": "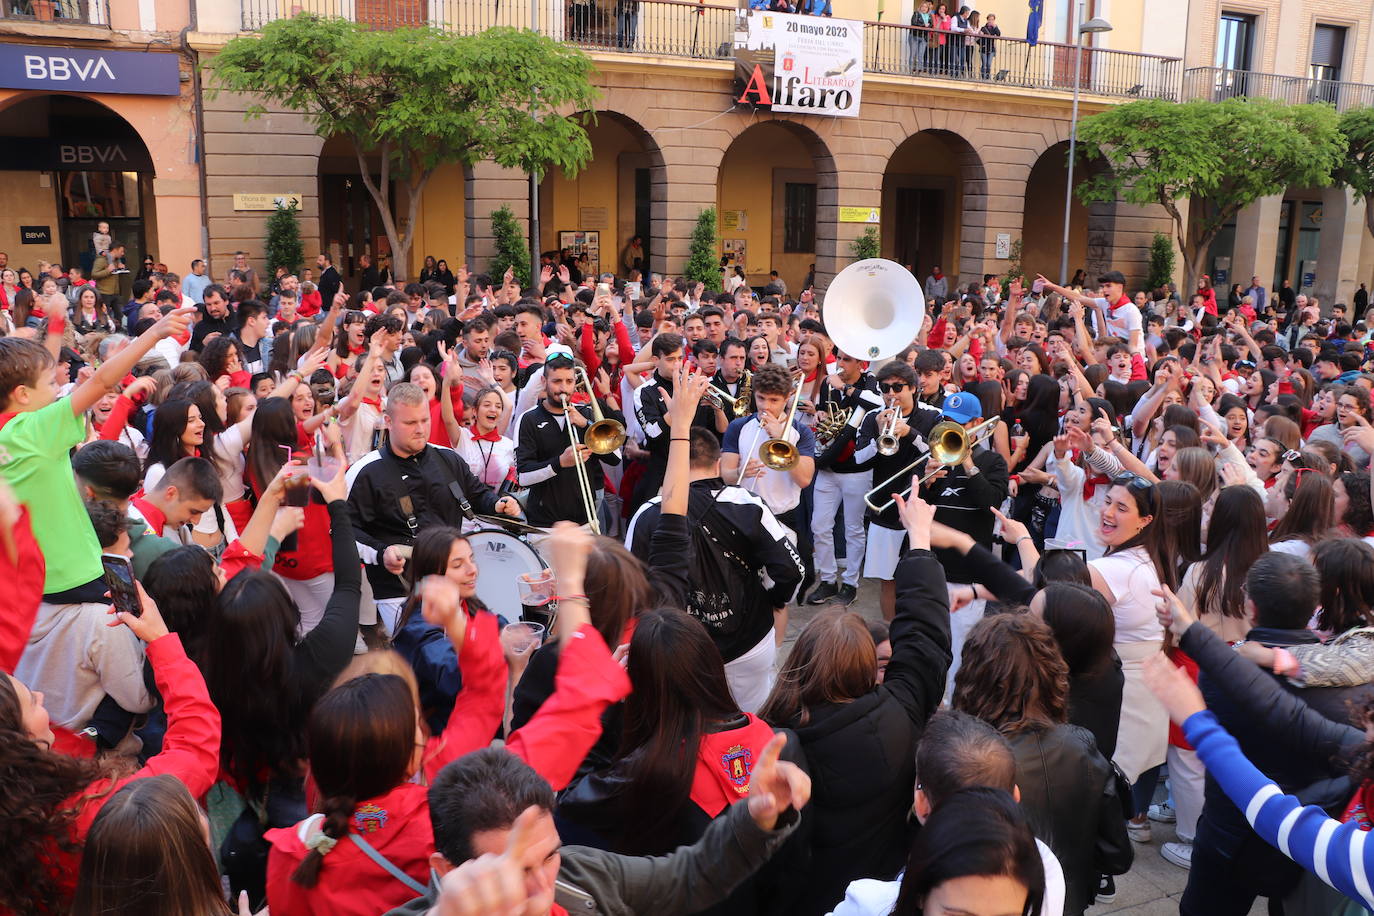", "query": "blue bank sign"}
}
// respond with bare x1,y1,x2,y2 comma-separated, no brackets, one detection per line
0,45,179,96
